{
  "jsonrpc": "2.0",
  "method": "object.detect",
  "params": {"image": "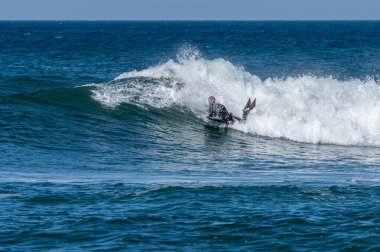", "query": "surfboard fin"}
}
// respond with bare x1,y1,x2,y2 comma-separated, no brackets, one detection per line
250,98,256,110
243,98,251,113
242,97,256,123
